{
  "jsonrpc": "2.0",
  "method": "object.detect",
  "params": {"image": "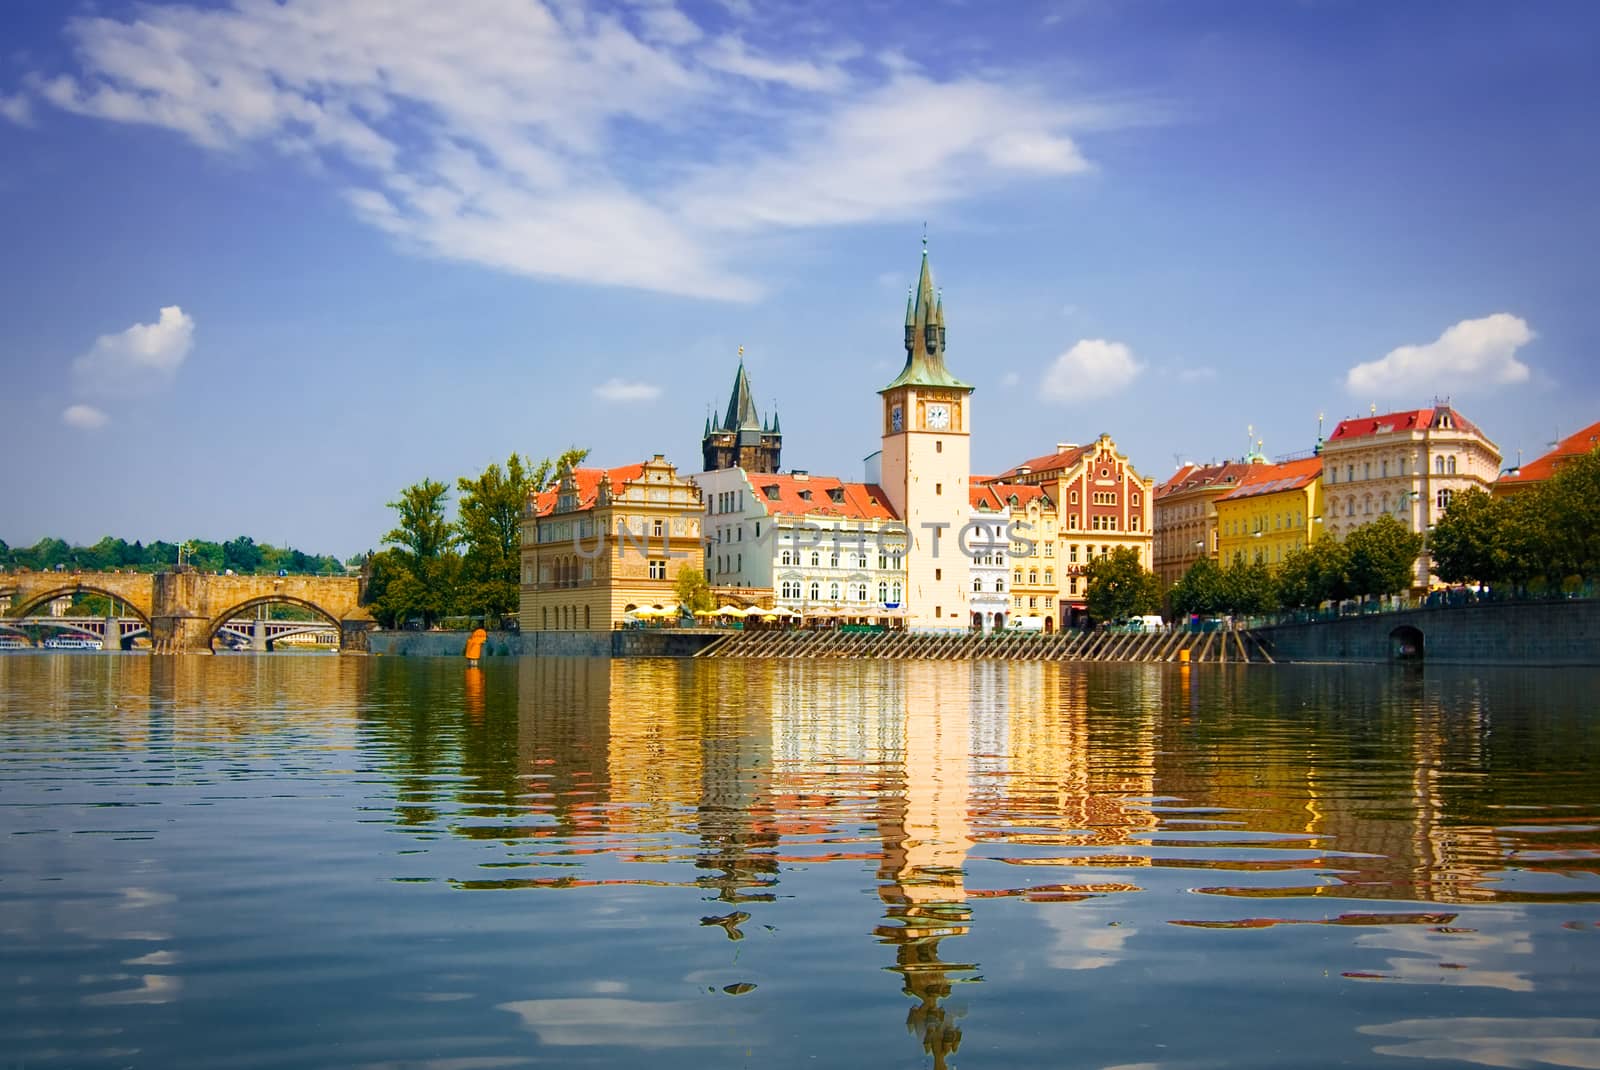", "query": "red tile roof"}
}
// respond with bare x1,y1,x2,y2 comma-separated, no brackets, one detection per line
533,462,648,517
1155,460,1259,500
1216,456,1323,502
989,444,1093,482
748,474,897,520
1496,420,1600,491
971,482,1053,511
1327,406,1482,443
